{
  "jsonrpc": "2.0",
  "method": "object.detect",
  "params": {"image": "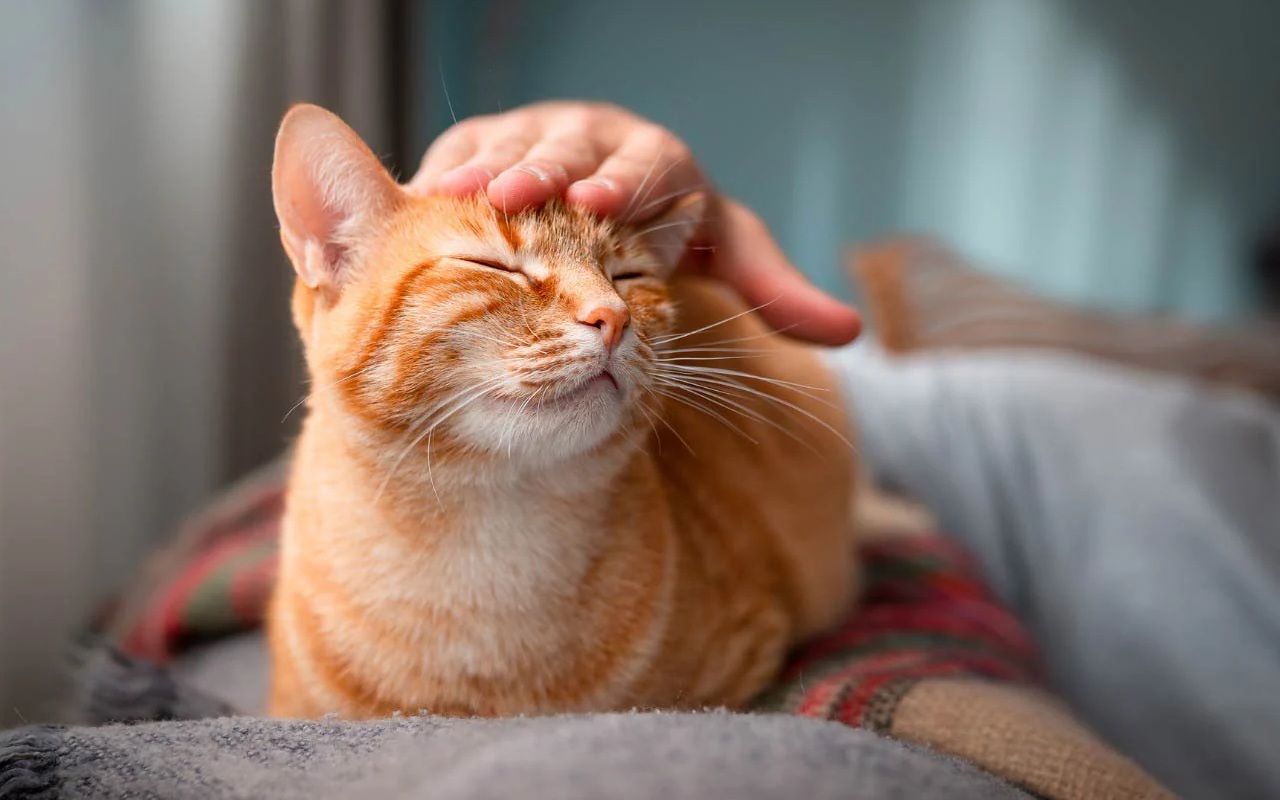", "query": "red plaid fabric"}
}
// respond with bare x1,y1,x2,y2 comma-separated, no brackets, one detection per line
749,536,1041,722
94,460,287,663
95,459,1041,722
